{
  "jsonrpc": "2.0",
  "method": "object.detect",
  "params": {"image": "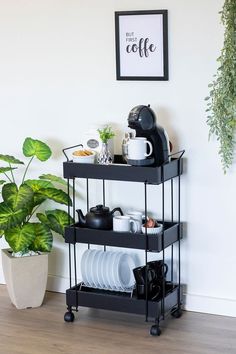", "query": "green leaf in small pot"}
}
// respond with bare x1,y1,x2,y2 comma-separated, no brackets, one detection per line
0,202,27,229
46,209,74,236
39,174,68,186
0,180,6,185
29,223,53,252
4,224,36,253
0,167,17,174
97,126,115,144
37,188,72,206
23,137,52,161
0,230,4,238
0,154,24,165
2,183,34,211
